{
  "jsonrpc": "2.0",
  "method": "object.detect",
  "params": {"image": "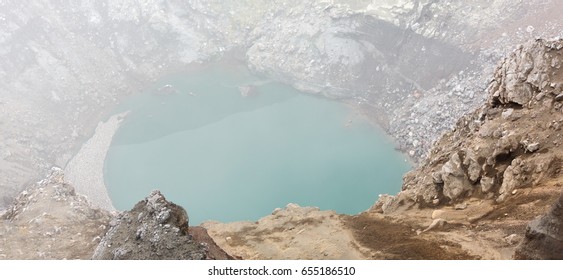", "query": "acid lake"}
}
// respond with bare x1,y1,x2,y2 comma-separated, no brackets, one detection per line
104,64,411,225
